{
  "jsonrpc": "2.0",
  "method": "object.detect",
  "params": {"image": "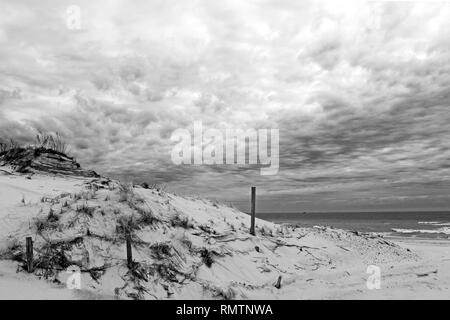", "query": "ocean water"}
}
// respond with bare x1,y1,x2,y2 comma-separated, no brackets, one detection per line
256,211,450,239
